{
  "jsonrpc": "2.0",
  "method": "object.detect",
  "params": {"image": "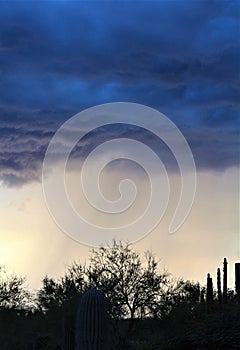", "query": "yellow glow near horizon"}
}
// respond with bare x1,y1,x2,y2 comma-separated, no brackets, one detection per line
0,166,239,291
